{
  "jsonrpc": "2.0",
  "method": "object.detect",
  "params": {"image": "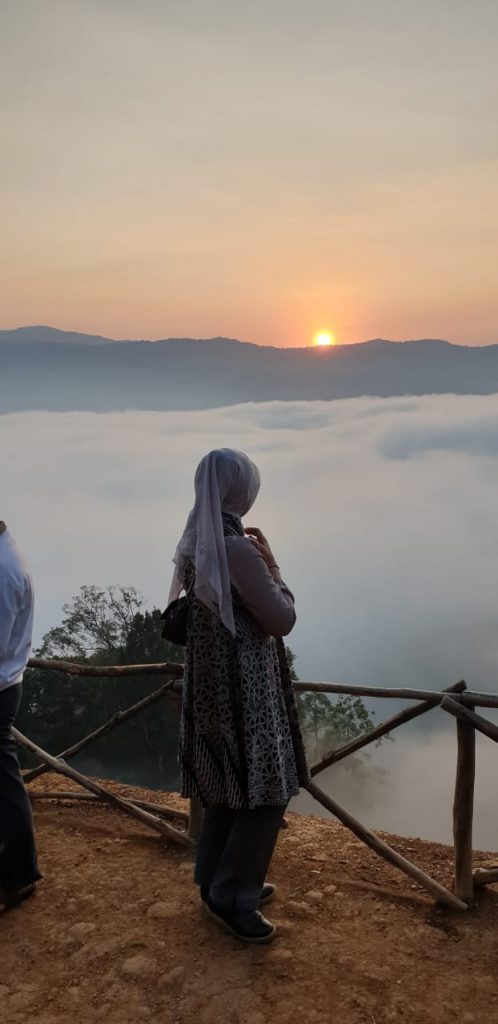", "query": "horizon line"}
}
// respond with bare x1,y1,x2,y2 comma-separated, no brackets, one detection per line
2,323,498,351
